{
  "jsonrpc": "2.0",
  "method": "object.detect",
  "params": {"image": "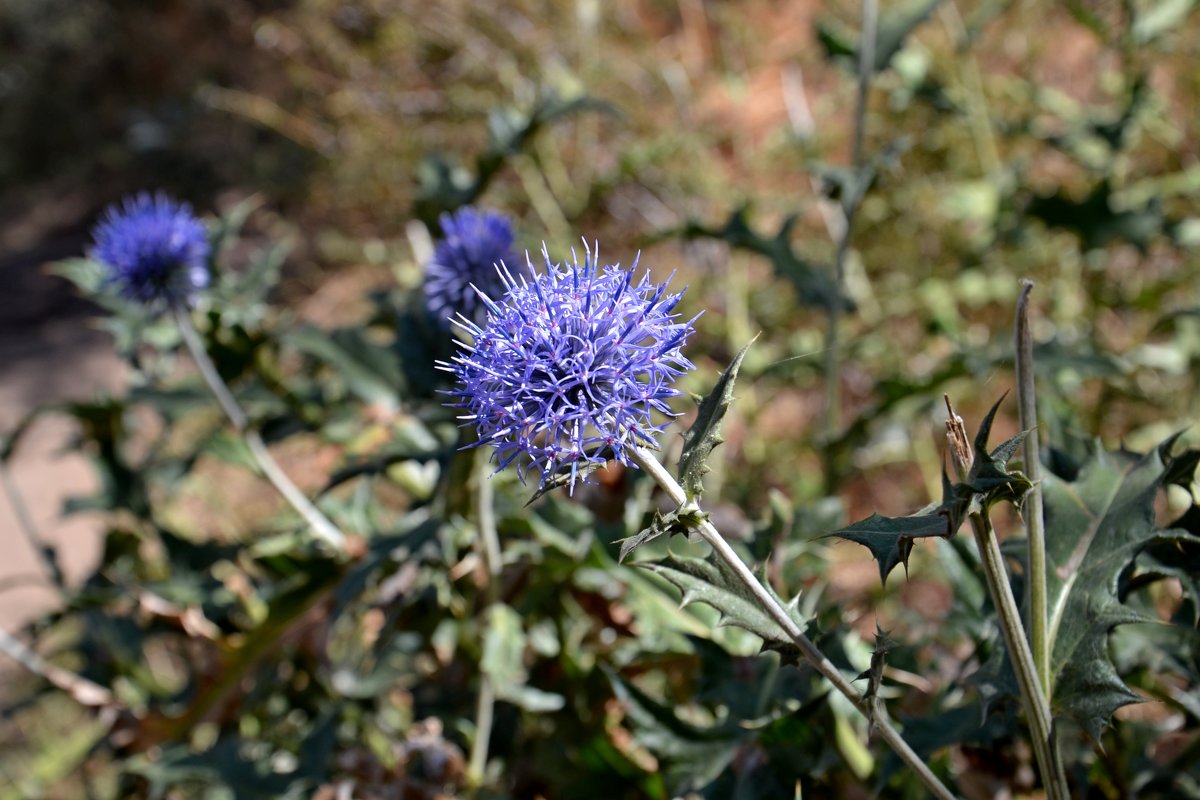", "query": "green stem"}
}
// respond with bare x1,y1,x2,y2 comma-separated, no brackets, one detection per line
1015,280,1051,700
629,447,958,800
468,448,501,788
172,306,346,553
822,0,876,488
969,511,1067,799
